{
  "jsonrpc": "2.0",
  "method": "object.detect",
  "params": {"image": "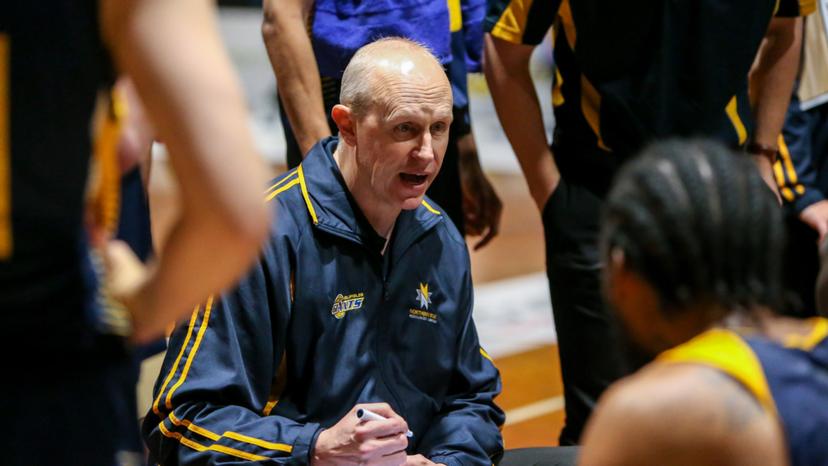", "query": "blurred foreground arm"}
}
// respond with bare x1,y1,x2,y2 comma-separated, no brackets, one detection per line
262,0,331,156
101,0,270,342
